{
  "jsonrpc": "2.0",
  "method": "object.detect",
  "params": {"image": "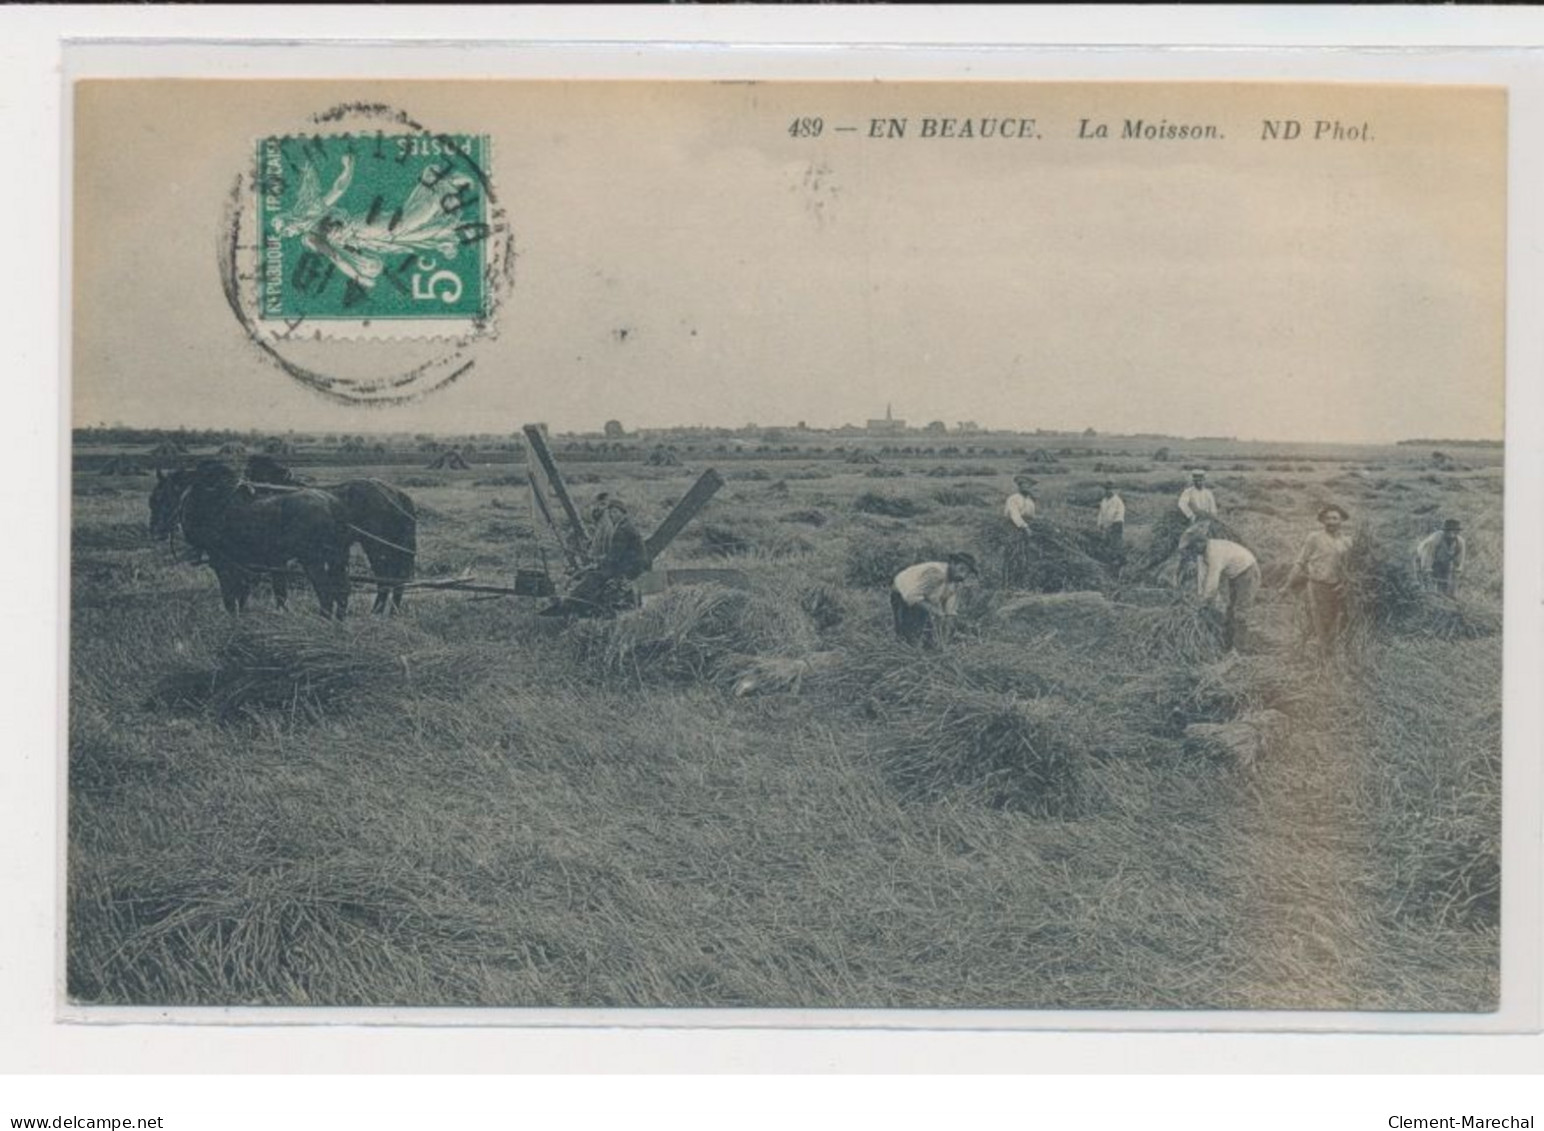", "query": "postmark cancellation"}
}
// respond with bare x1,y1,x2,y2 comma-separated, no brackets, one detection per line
254,131,493,335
